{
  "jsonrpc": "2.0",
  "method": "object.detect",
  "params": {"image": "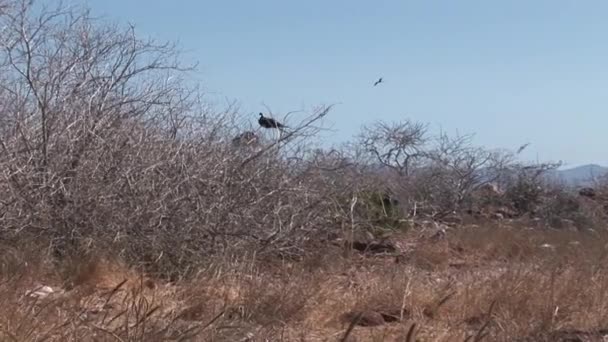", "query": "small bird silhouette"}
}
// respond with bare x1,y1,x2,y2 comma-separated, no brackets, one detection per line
258,113,286,129
373,77,383,86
